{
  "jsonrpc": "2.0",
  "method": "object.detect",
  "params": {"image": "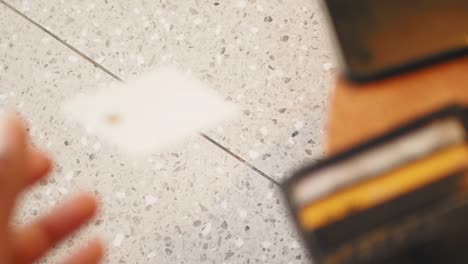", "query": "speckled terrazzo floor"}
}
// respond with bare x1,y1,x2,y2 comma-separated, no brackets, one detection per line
0,0,333,263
